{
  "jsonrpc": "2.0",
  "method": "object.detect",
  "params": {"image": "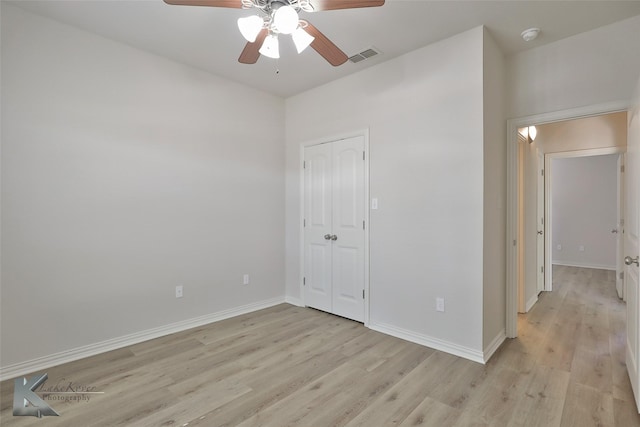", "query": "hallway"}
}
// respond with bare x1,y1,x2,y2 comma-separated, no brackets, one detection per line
513,265,640,425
